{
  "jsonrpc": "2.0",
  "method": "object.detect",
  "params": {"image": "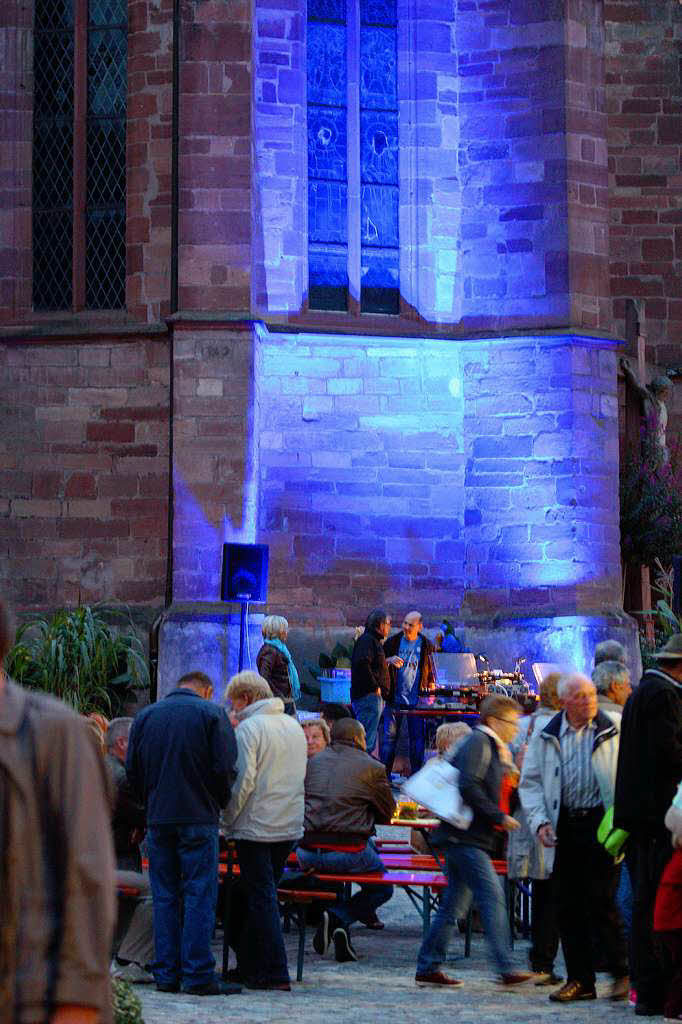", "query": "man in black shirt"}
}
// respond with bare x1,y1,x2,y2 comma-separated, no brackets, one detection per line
614,635,682,1016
